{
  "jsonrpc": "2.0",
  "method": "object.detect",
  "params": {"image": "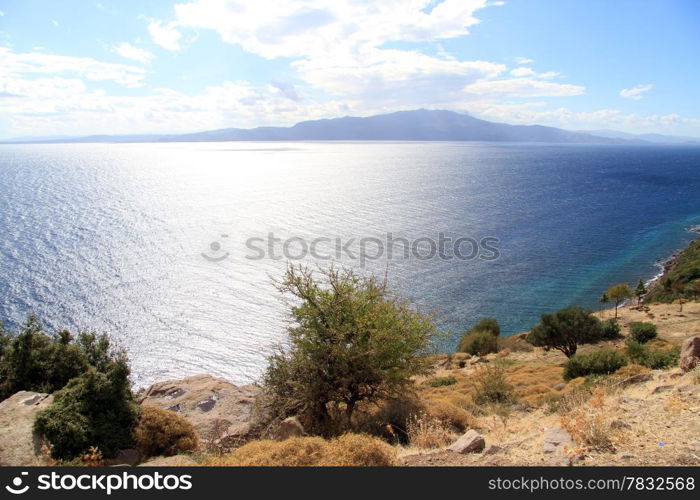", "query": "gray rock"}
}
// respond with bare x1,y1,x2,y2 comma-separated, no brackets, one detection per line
275,417,305,440
610,418,631,429
448,430,486,454
680,335,700,372
104,449,141,466
0,391,54,466
618,396,642,404
619,373,653,387
652,385,674,394
552,383,566,391
542,426,573,454
139,374,261,447
483,444,504,455
470,356,489,365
